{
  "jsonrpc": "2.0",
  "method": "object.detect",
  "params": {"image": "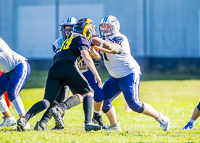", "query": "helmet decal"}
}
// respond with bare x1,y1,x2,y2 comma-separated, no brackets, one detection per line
103,16,108,22
73,18,95,42
83,24,92,40
67,17,70,22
